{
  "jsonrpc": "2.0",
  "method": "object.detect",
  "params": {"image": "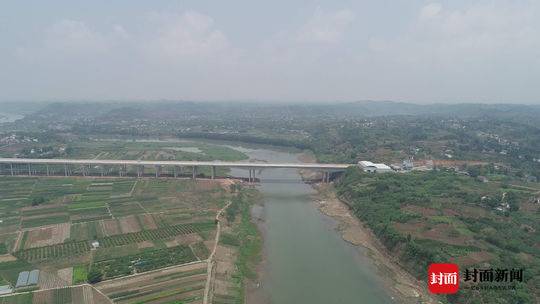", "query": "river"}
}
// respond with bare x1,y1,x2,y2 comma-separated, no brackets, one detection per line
224,144,395,304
